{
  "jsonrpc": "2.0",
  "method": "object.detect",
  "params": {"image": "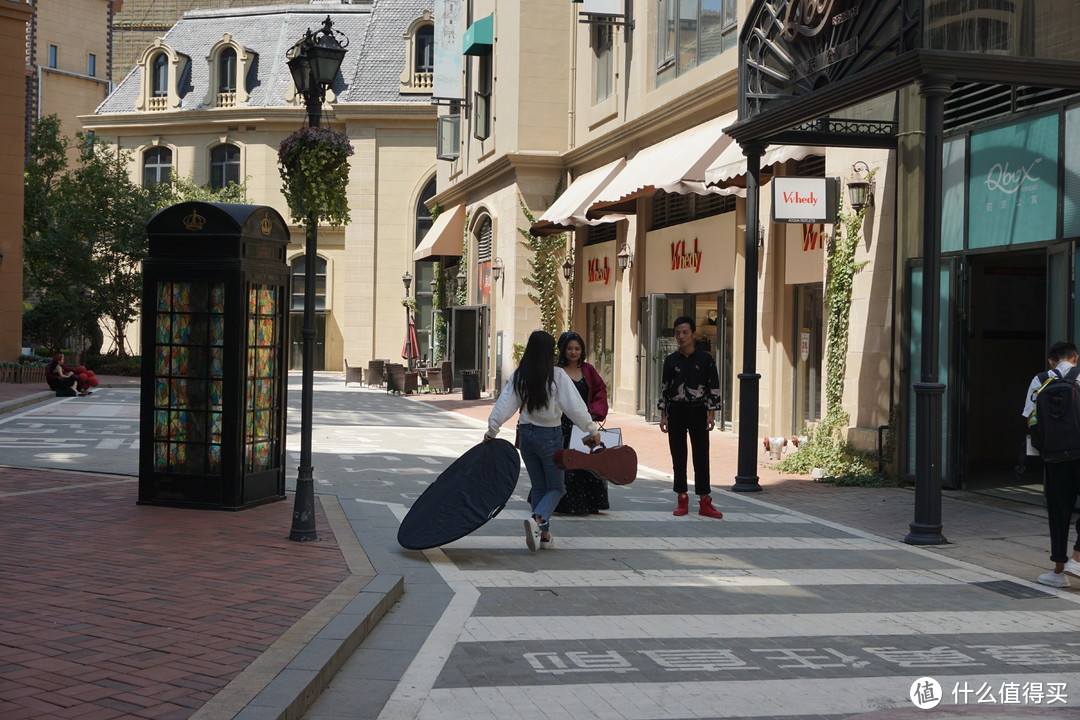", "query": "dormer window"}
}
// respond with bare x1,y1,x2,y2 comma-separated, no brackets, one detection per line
151,54,169,101
138,40,186,111
416,25,434,74
219,48,237,95
400,13,435,94
204,35,254,109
